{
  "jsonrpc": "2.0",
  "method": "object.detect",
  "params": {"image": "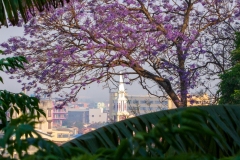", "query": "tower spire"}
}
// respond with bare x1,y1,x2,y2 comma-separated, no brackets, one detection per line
119,72,125,92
